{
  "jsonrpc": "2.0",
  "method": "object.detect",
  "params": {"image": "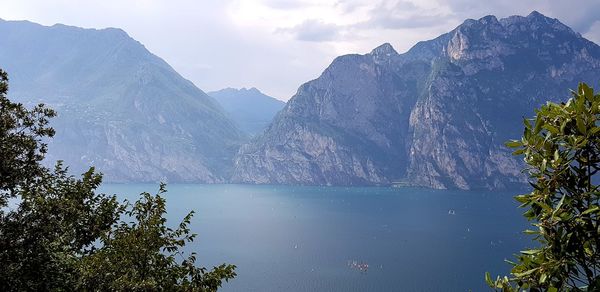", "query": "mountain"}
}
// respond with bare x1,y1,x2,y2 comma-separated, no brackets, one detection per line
0,19,246,183
232,11,600,190
208,87,285,136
